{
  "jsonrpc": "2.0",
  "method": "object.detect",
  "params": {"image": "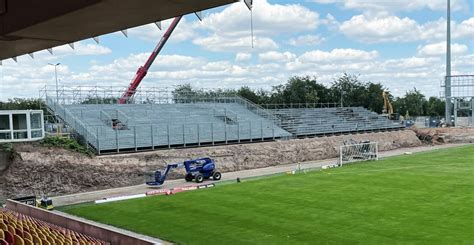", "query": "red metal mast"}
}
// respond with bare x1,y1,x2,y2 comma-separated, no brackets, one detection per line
118,16,183,104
